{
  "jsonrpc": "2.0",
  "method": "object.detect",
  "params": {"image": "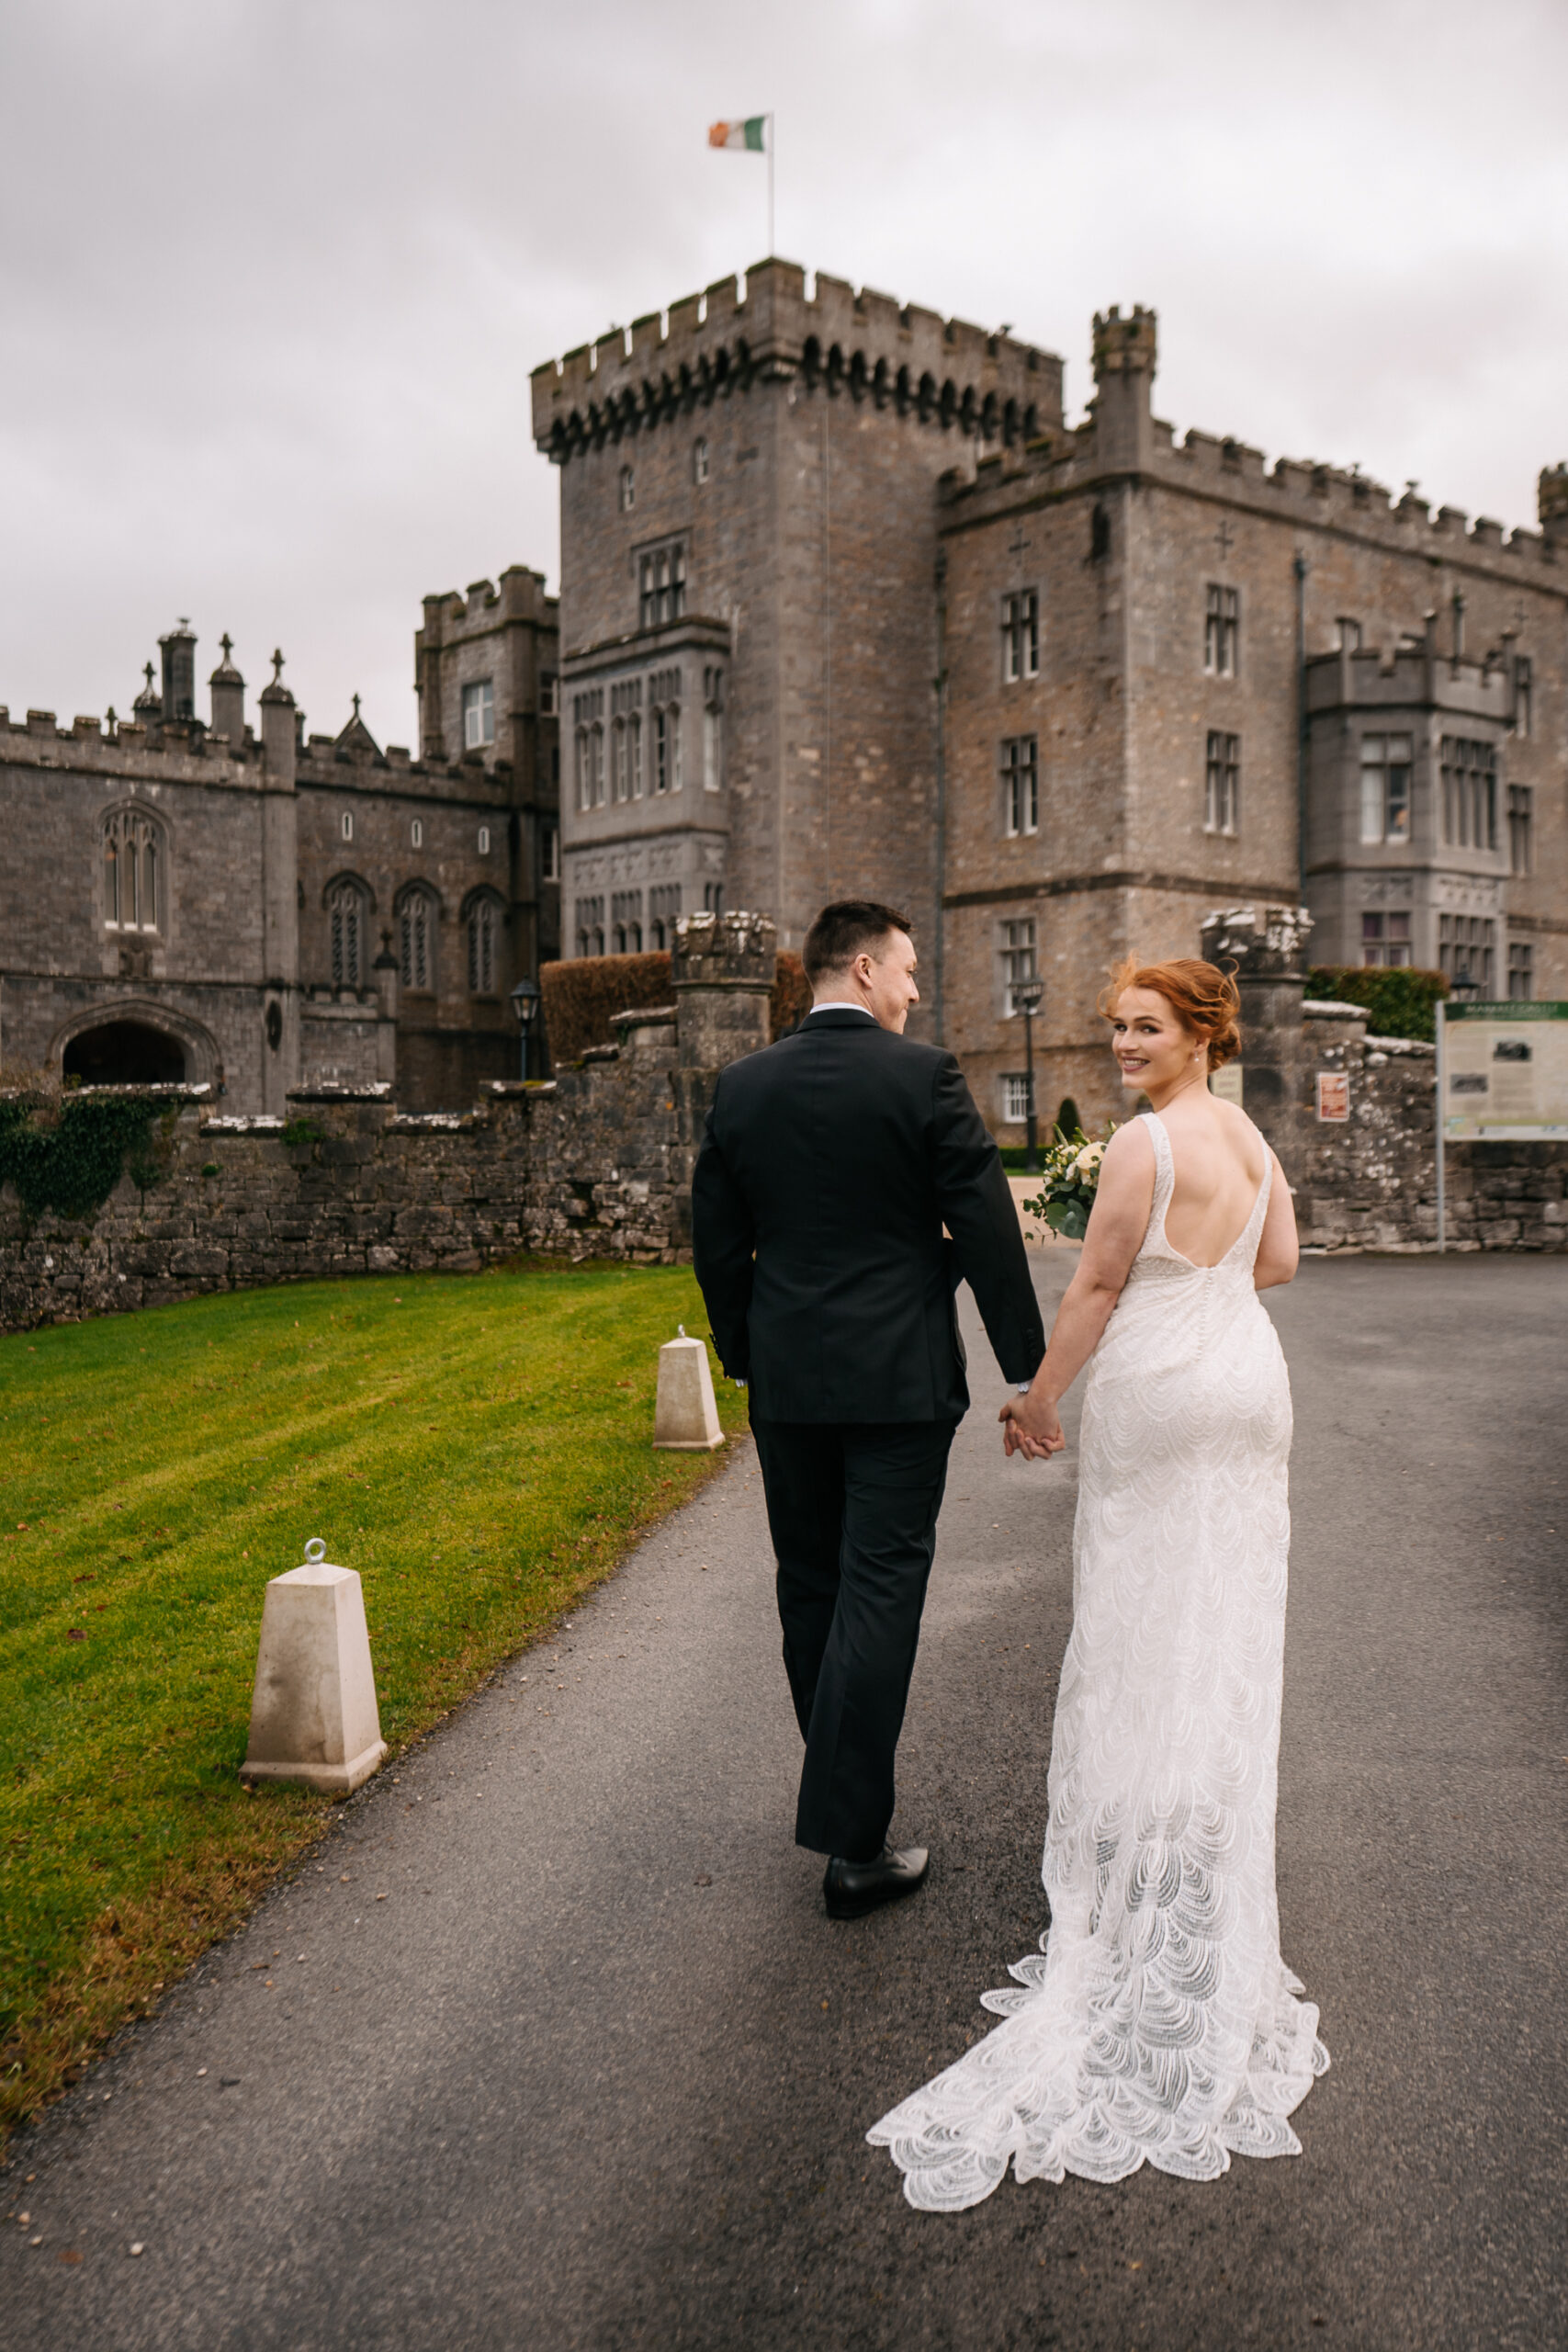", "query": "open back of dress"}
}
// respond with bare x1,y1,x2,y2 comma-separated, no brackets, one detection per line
869,1110,1328,2209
